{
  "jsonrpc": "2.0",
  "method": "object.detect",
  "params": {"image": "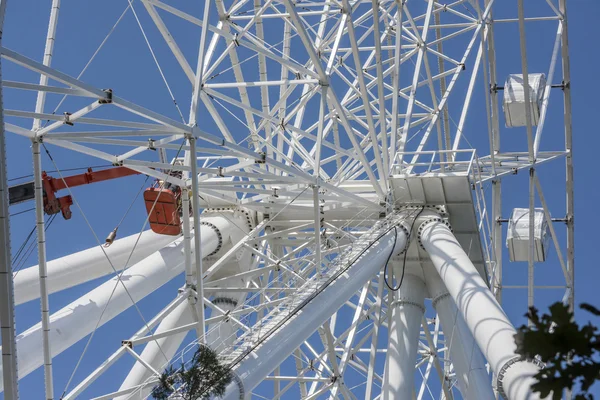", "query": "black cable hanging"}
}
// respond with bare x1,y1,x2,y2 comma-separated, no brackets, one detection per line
384,207,425,292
